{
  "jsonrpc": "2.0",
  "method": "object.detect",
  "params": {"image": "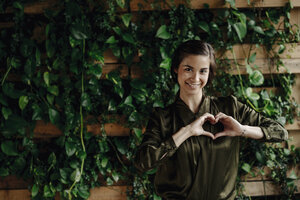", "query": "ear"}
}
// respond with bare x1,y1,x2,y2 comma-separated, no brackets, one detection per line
174,68,178,73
